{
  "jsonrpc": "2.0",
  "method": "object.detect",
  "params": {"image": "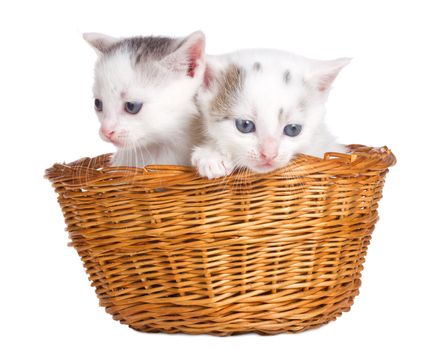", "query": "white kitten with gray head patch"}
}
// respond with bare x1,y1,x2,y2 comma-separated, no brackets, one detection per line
83,31,205,167
192,50,350,178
